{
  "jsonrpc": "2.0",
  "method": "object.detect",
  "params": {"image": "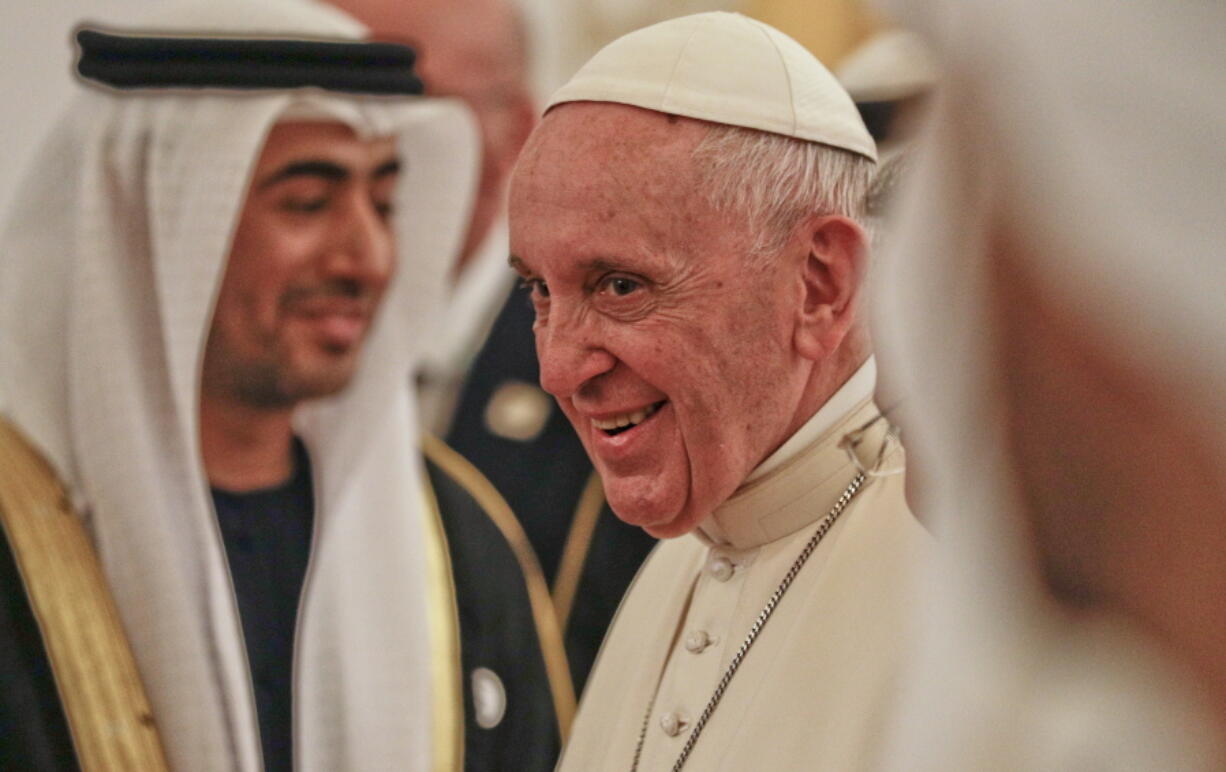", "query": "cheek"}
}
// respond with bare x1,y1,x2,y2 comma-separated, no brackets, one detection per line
212,255,299,346
673,312,794,472
372,248,397,296
209,281,271,352
228,233,316,302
